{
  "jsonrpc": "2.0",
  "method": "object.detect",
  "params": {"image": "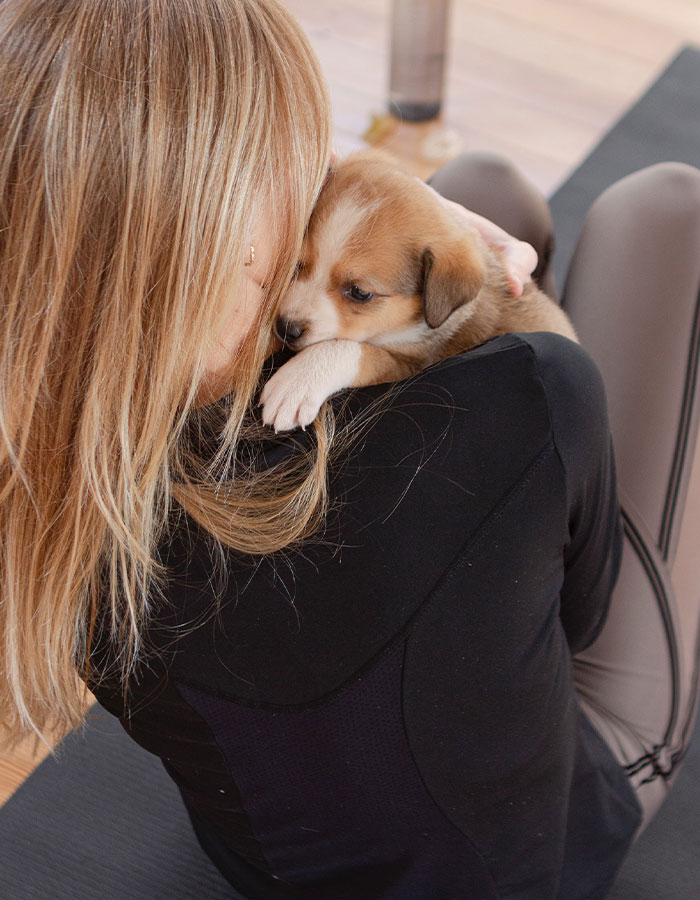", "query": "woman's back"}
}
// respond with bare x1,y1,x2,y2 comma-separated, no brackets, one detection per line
90,333,640,900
